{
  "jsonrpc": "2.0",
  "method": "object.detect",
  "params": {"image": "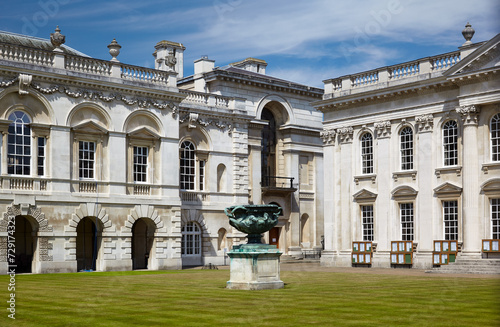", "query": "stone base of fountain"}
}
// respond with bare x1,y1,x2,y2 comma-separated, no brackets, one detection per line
226,244,284,290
